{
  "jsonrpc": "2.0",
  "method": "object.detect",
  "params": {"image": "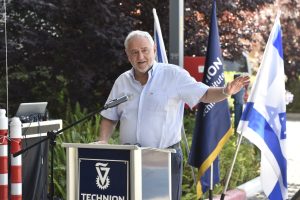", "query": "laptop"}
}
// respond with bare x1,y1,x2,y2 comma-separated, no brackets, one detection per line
16,102,48,119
